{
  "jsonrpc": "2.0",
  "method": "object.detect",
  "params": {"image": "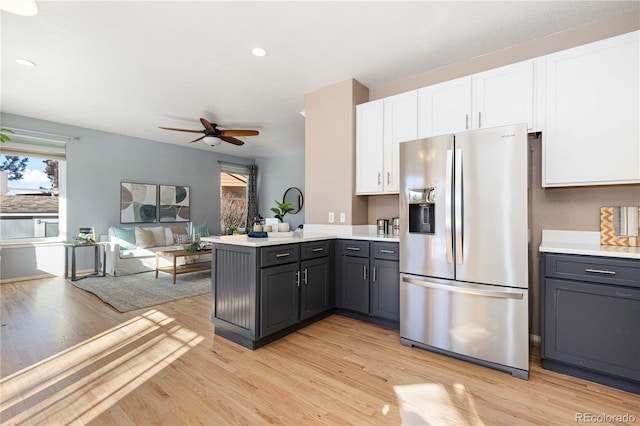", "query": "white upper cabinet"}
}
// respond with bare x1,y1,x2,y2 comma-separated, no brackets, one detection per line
418,77,471,137
356,91,418,195
543,31,640,187
473,60,537,131
418,60,537,138
356,99,384,194
383,91,418,193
